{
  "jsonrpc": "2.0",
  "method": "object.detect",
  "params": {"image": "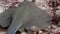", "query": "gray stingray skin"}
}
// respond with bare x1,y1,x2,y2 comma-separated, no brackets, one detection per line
0,1,52,34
